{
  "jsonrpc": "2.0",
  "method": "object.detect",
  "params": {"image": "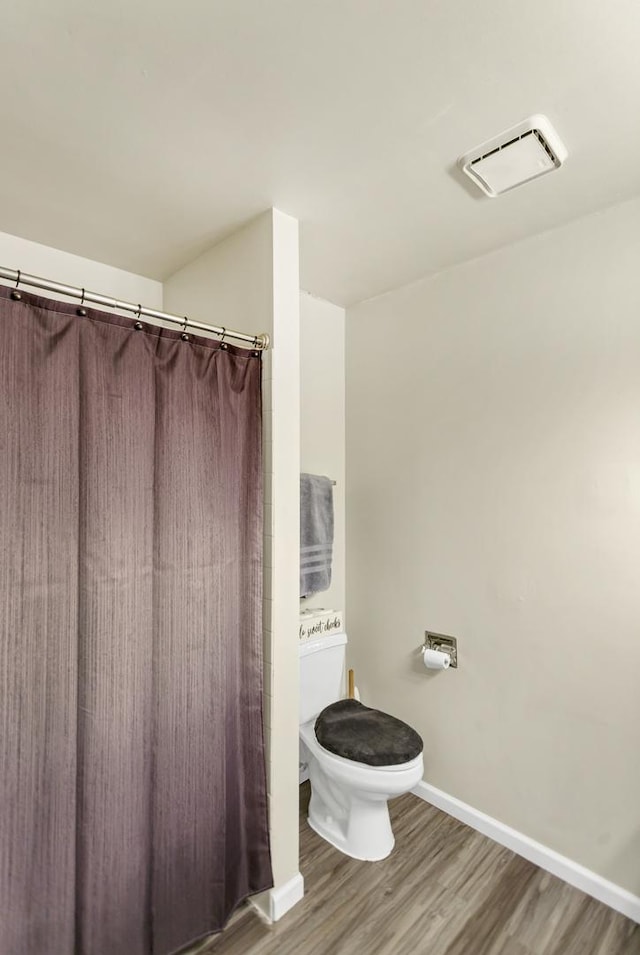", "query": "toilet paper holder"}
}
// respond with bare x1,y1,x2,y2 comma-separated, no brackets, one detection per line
423,631,458,668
